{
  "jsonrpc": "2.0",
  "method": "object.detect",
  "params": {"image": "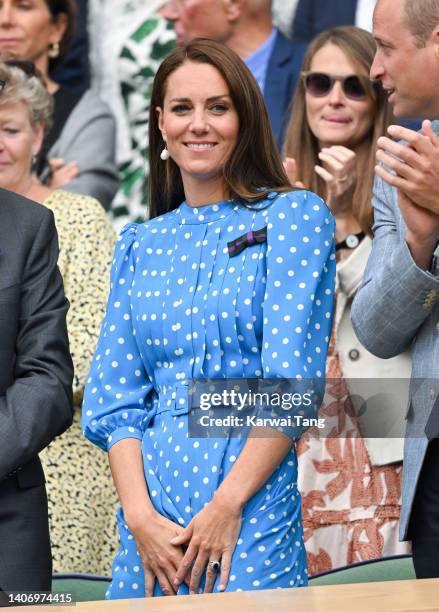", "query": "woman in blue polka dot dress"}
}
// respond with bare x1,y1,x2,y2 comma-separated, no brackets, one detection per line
82,40,335,599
